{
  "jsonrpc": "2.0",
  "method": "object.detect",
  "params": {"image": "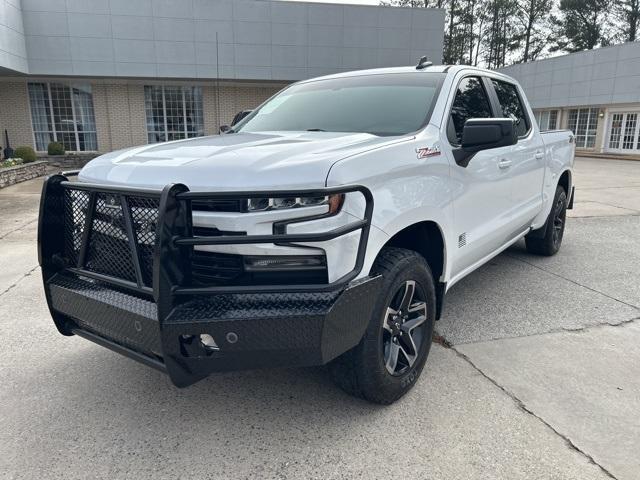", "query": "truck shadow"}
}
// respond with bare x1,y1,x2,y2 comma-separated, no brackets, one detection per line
11,337,460,477
54,345,379,410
